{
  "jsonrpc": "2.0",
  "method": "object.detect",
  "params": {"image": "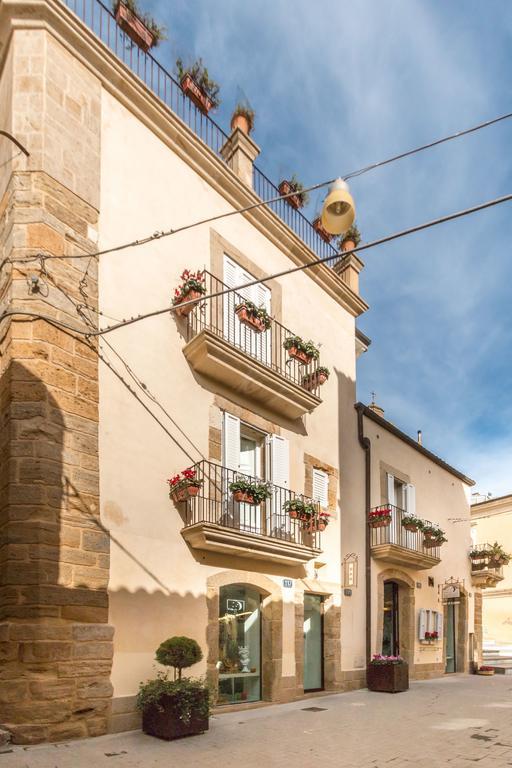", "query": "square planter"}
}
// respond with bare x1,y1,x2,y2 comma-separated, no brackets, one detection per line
142,692,209,740
180,74,213,114
367,662,409,693
278,180,302,210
